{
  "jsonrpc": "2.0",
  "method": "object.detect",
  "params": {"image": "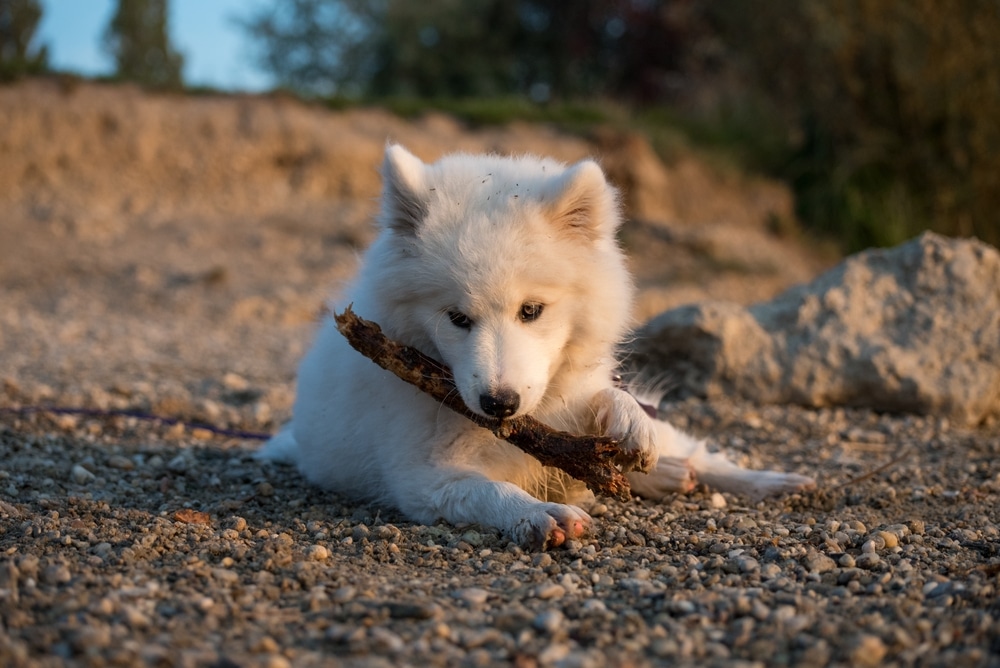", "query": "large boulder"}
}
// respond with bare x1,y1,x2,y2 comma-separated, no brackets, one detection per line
633,232,1000,425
